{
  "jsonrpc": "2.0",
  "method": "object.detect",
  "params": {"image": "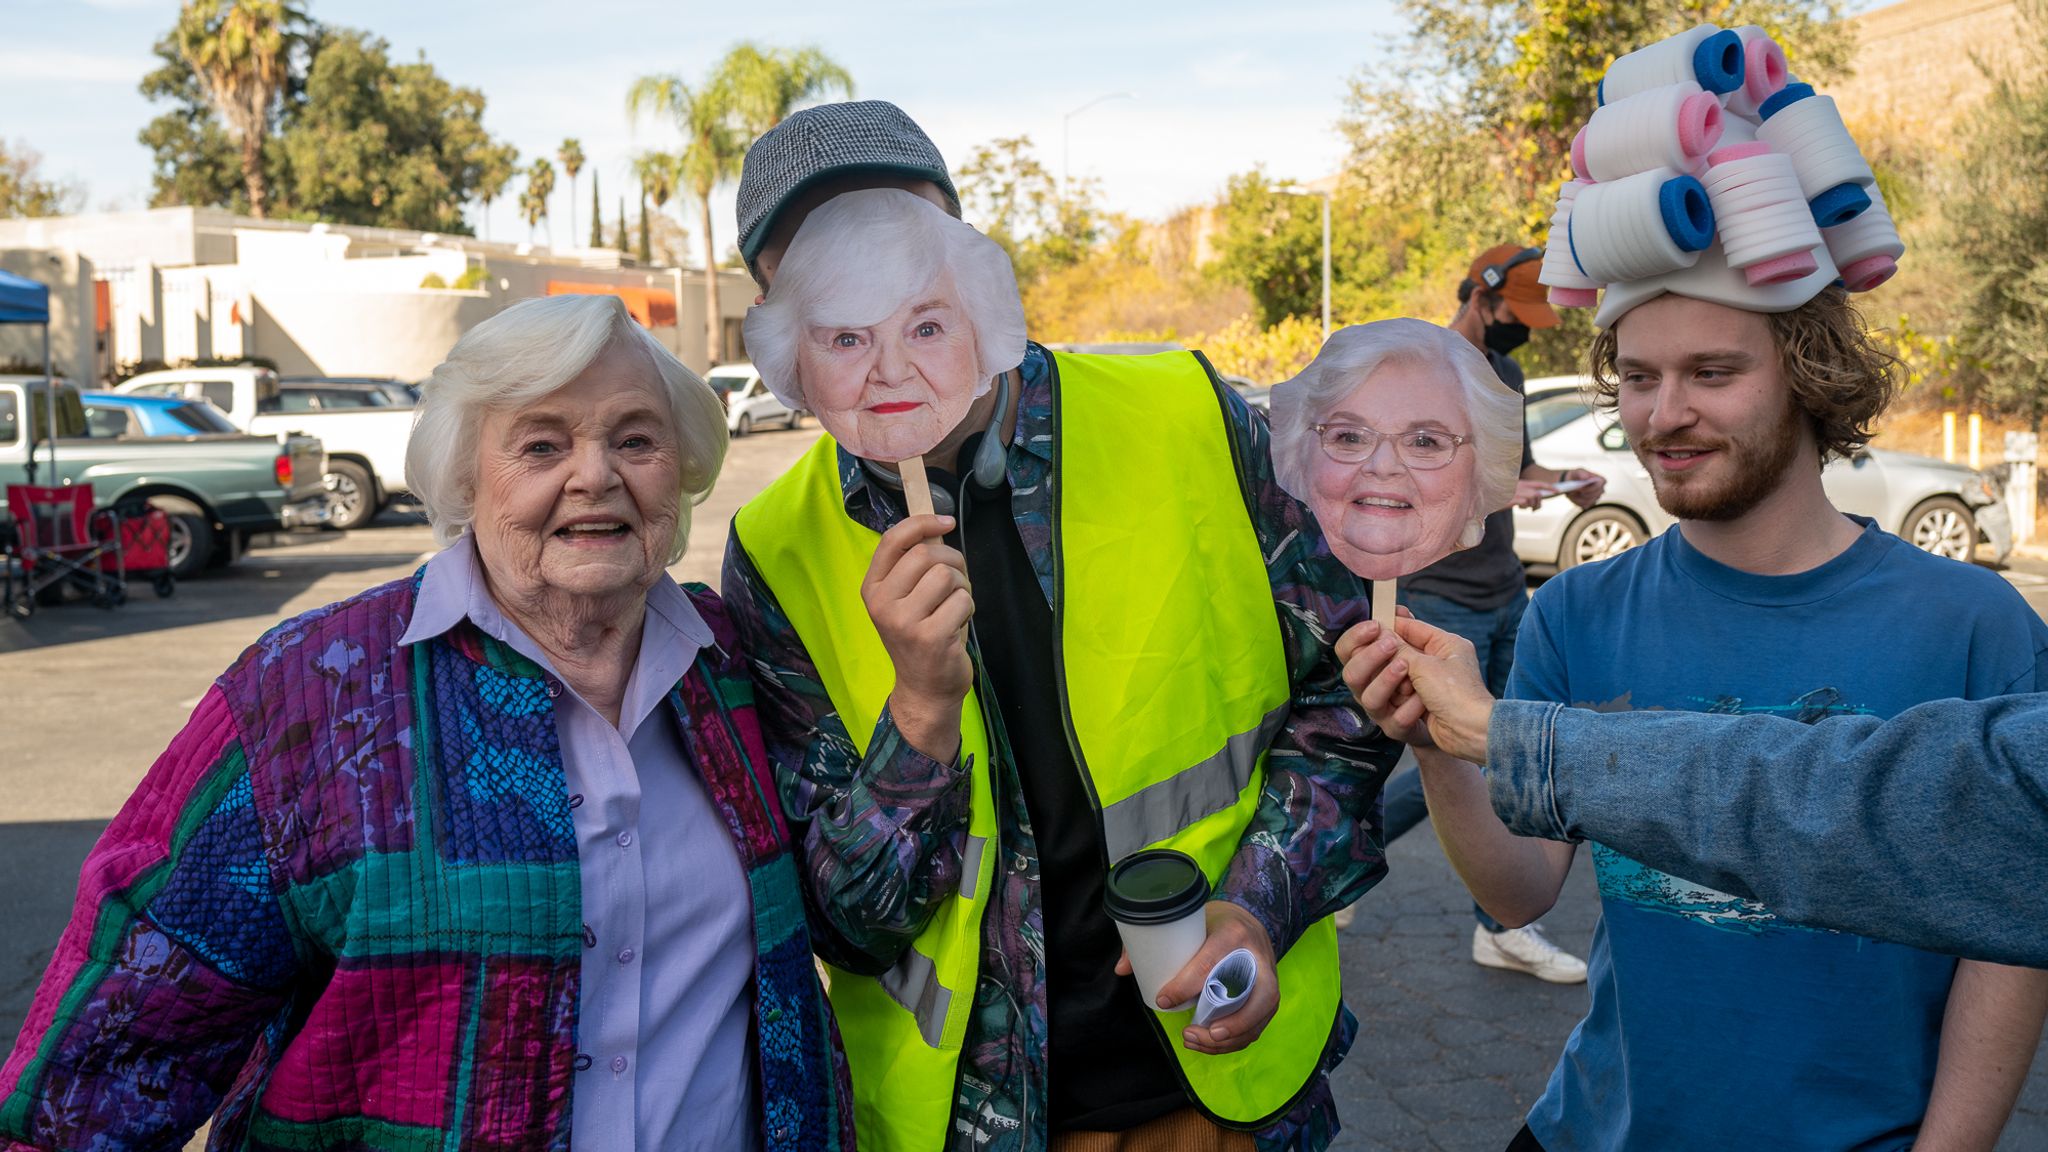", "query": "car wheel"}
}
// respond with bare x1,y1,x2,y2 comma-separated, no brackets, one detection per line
736,413,753,438
786,410,801,430
1560,507,1646,569
1905,496,1976,561
162,511,213,579
323,460,377,531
